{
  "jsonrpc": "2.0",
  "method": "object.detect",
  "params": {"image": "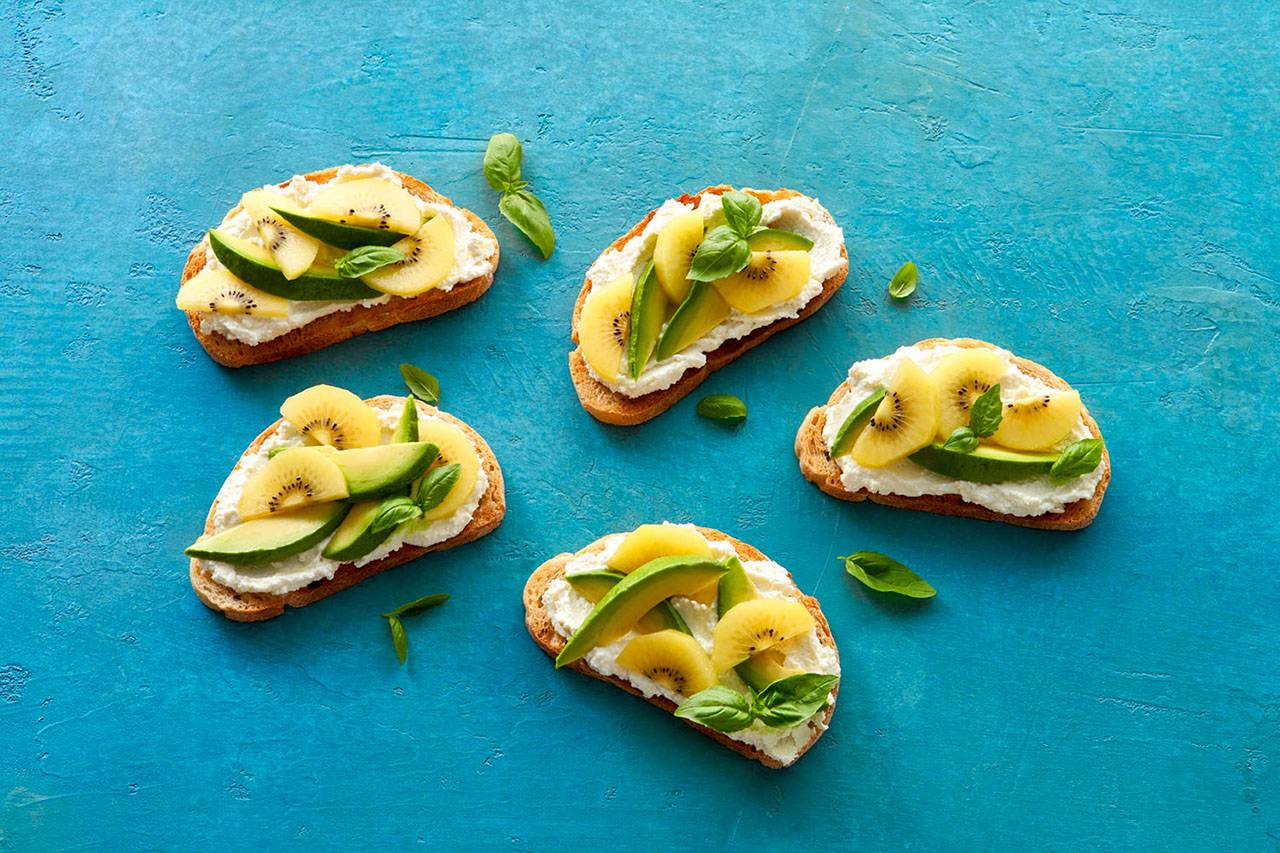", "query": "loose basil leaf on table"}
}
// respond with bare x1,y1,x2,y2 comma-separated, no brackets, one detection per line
841,551,937,598
334,245,405,278
942,426,979,453
399,363,440,403
674,686,755,733
719,190,762,238
386,593,450,619
483,132,524,192
696,394,747,422
415,463,462,512
752,673,840,728
1051,437,1104,481
968,384,1003,438
888,261,918,299
687,225,751,281
388,615,408,665
499,189,555,259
